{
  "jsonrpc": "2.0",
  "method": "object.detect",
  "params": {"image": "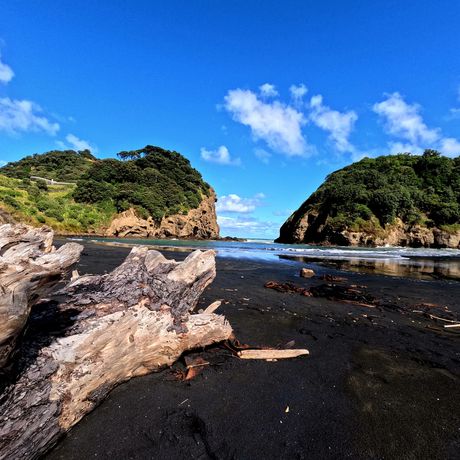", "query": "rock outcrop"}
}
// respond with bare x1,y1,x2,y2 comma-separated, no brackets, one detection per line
277,213,460,249
106,190,219,239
